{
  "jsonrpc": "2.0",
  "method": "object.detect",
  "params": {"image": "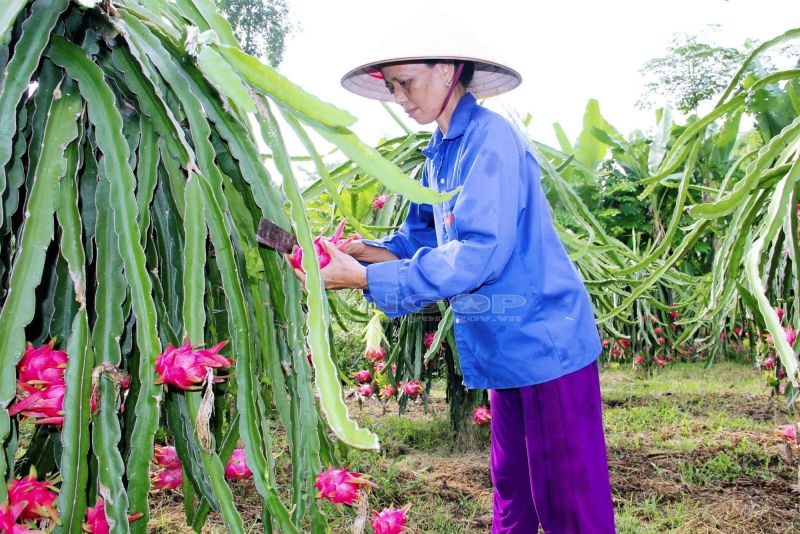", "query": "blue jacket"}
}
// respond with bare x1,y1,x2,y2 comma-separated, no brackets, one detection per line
363,93,601,389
